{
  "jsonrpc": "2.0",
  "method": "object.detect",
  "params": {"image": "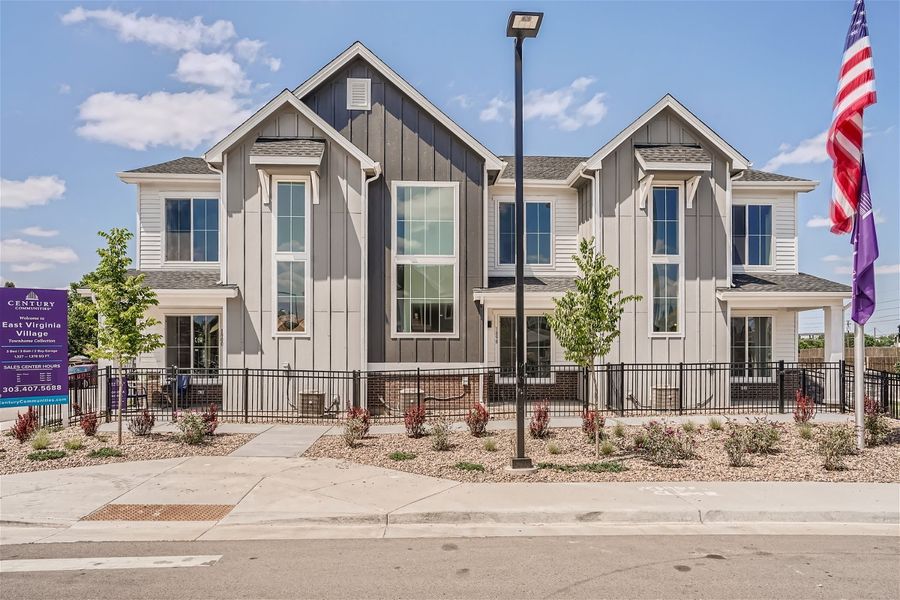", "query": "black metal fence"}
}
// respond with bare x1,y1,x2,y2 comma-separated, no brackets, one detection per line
19,361,900,428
